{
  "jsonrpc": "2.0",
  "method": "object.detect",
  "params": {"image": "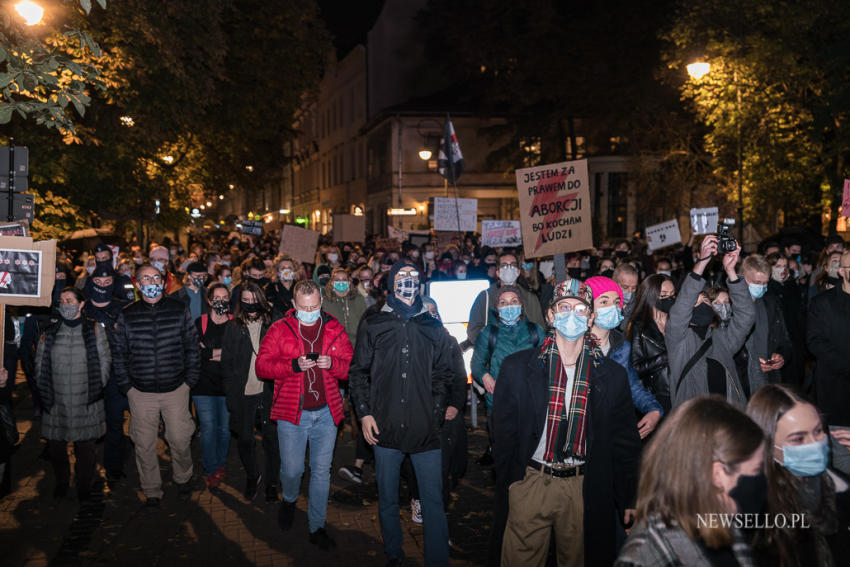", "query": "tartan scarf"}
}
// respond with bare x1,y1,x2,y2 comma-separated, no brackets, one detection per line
538,331,603,462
